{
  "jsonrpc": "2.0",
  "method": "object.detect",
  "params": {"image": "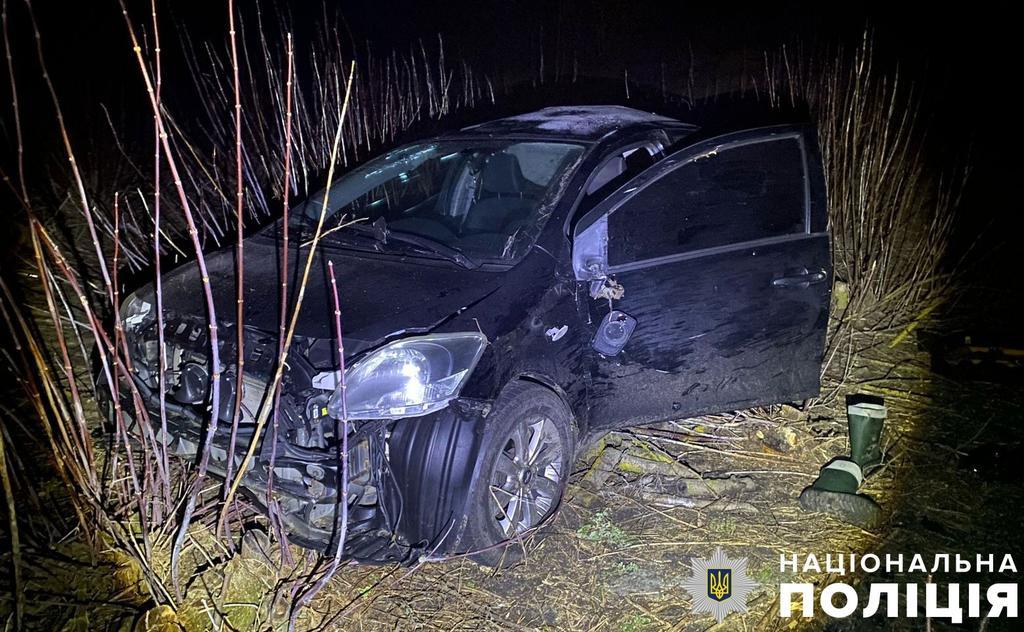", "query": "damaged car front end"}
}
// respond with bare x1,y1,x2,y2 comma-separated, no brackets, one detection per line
115,293,500,562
